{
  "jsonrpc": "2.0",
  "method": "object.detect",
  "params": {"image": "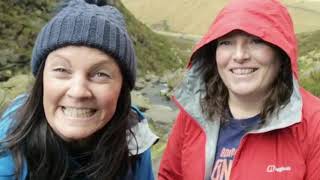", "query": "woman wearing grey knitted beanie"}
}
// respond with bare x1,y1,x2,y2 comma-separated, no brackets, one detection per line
0,0,158,179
